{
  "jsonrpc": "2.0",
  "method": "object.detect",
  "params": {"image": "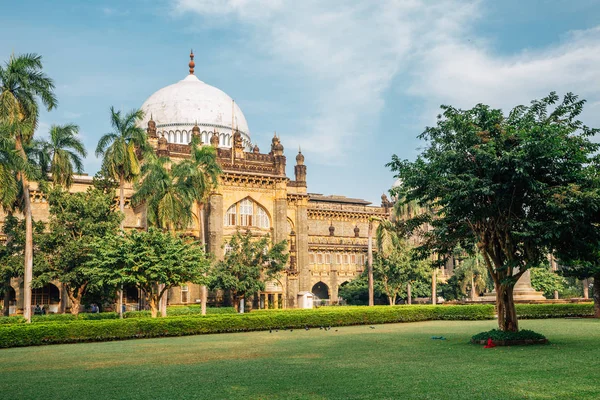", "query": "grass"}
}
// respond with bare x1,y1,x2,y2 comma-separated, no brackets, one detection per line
1,319,598,400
